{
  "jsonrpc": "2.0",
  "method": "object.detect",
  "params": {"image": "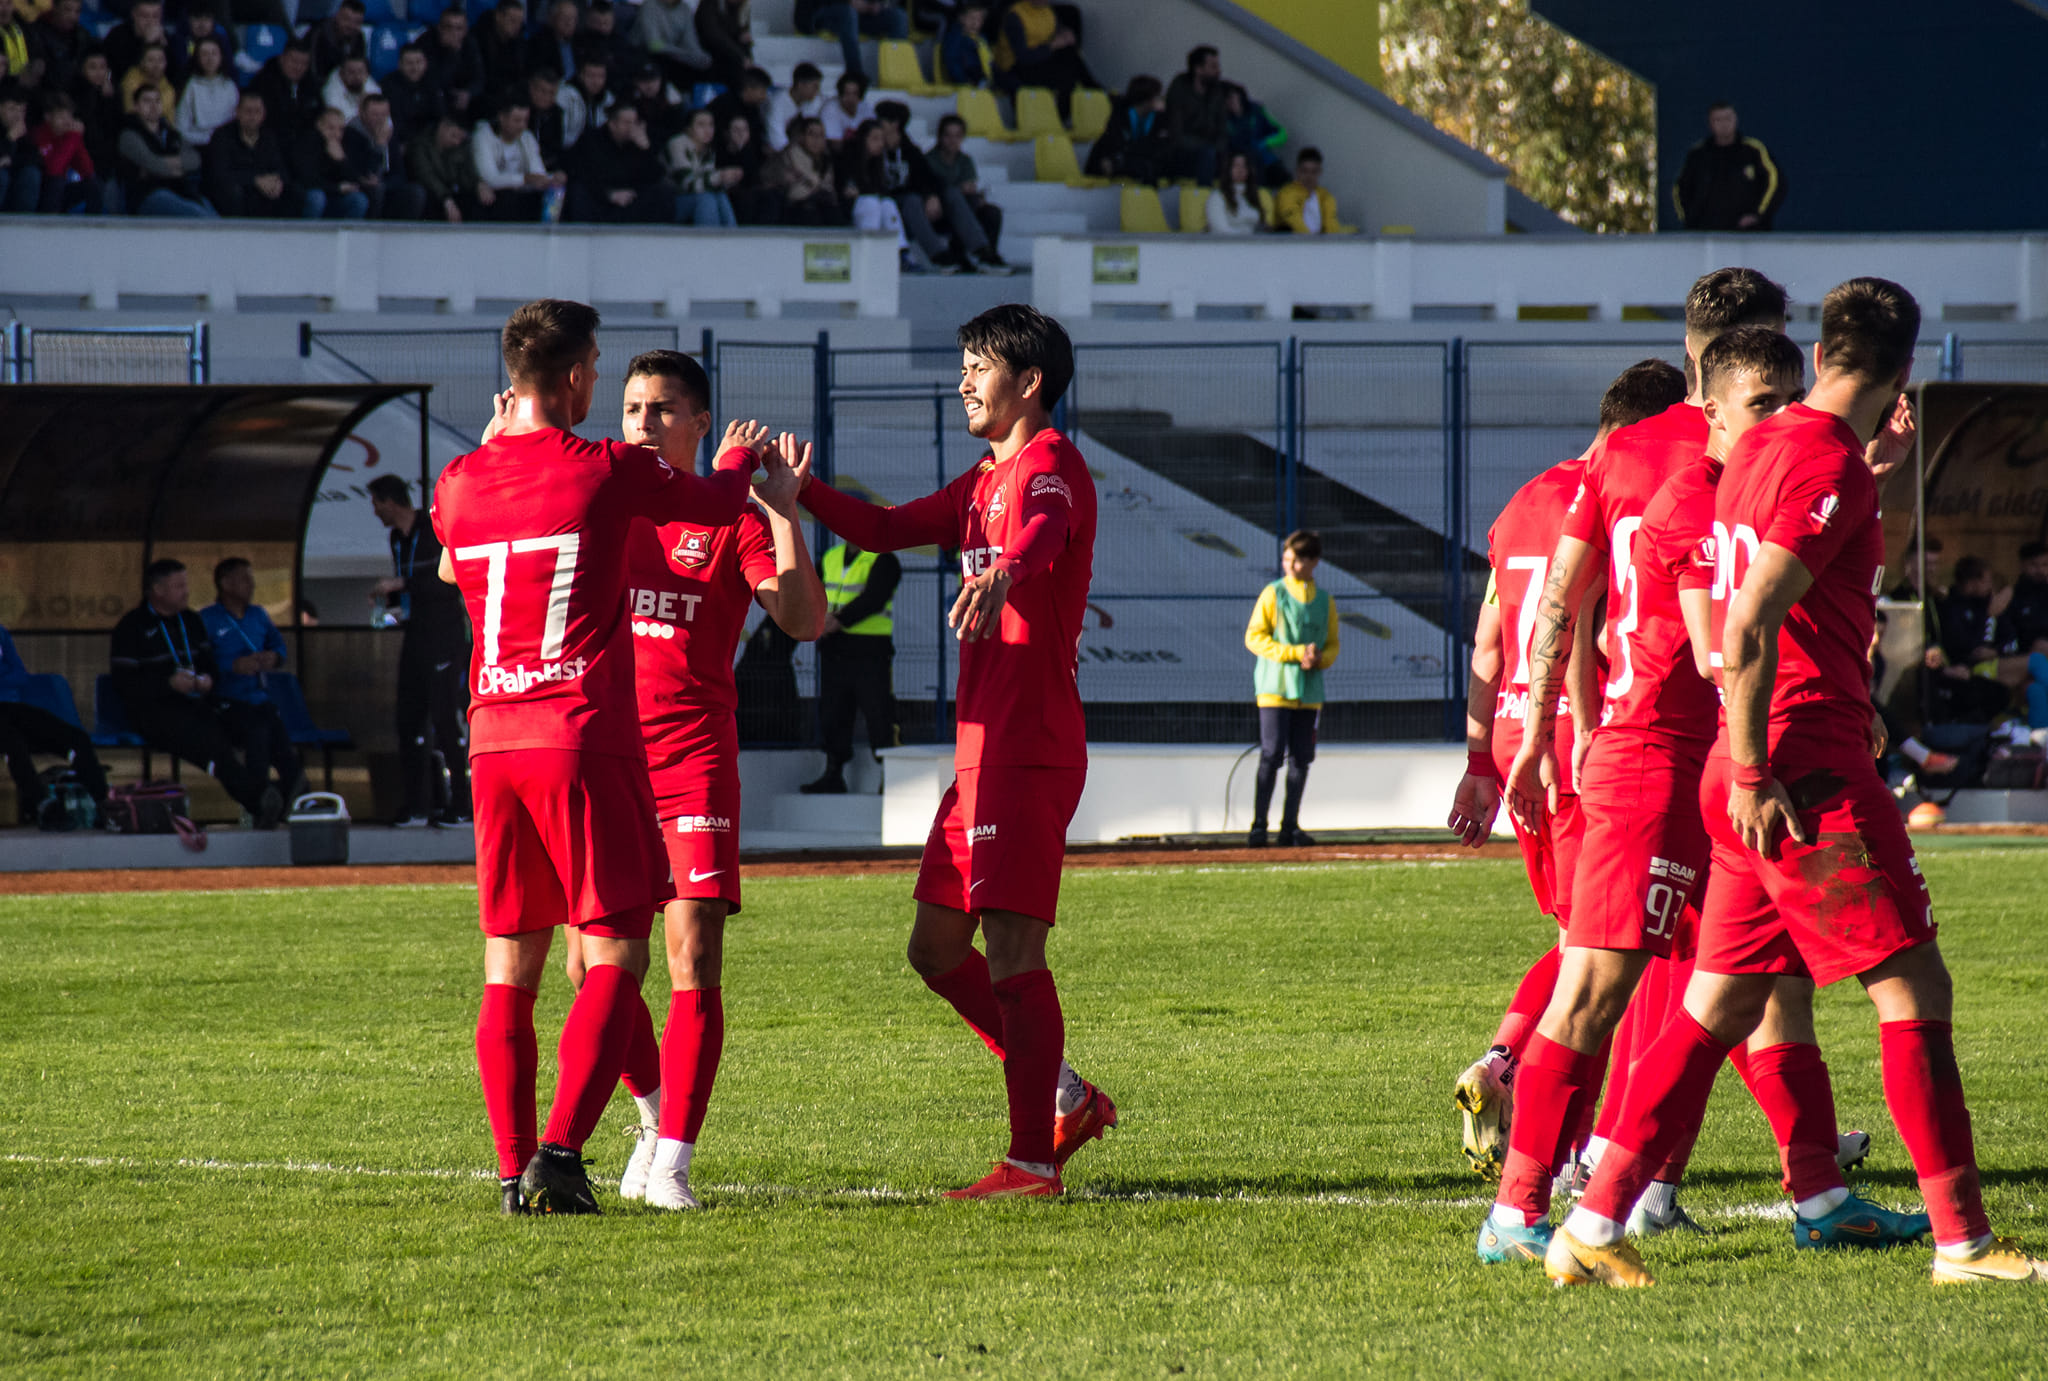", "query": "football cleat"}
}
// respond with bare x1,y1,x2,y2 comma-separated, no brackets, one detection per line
644,1164,702,1212
1794,1193,1931,1250
1052,1082,1118,1168
943,1161,1063,1199
618,1121,659,1202
1931,1236,2048,1285
1545,1226,1655,1288
519,1143,602,1215
1626,1200,1707,1240
499,1176,527,1216
1476,1214,1552,1264
1453,1053,1513,1181
1835,1130,1872,1172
